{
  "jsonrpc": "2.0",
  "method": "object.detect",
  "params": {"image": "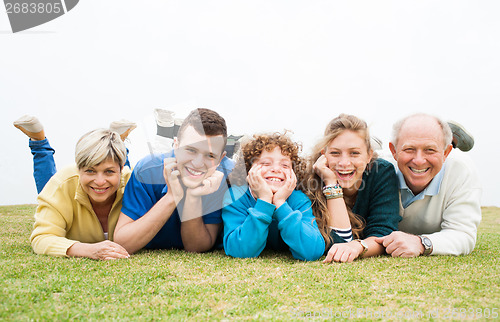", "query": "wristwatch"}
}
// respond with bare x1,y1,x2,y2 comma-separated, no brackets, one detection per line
354,239,368,257
418,235,433,256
